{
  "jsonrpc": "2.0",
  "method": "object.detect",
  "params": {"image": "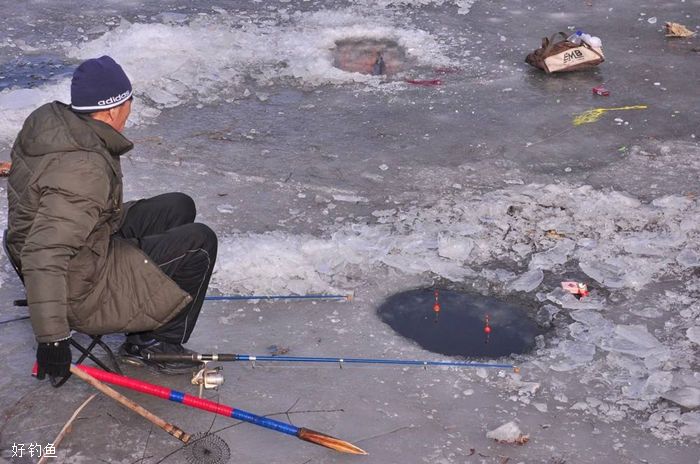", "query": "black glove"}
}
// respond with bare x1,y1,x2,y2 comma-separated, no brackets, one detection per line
36,339,72,384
